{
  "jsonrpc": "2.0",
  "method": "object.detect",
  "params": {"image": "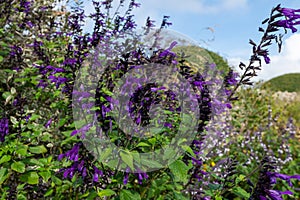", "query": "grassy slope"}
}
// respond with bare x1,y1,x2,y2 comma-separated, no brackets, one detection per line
172,46,231,76
262,73,300,92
